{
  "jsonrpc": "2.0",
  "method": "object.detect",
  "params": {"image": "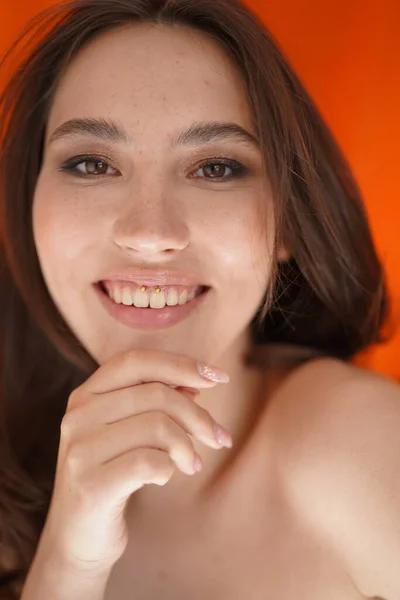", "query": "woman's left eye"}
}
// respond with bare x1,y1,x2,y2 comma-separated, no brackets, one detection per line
193,159,249,181
58,156,249,182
